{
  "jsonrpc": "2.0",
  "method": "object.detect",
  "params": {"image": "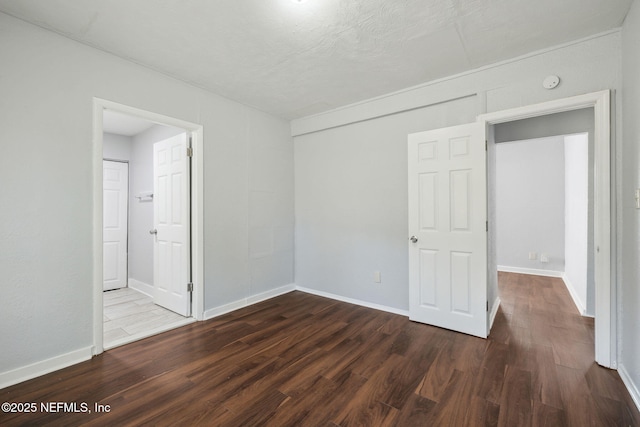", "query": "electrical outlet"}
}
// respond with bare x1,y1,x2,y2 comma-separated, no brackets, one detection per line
373,271,381,283
540,253,549,263
528,252,537,260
